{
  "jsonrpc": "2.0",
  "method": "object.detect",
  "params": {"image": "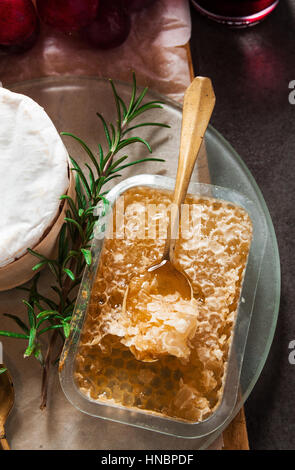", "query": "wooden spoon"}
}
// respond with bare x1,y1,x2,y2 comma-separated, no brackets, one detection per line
0,365,14,450
123,77,215,359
